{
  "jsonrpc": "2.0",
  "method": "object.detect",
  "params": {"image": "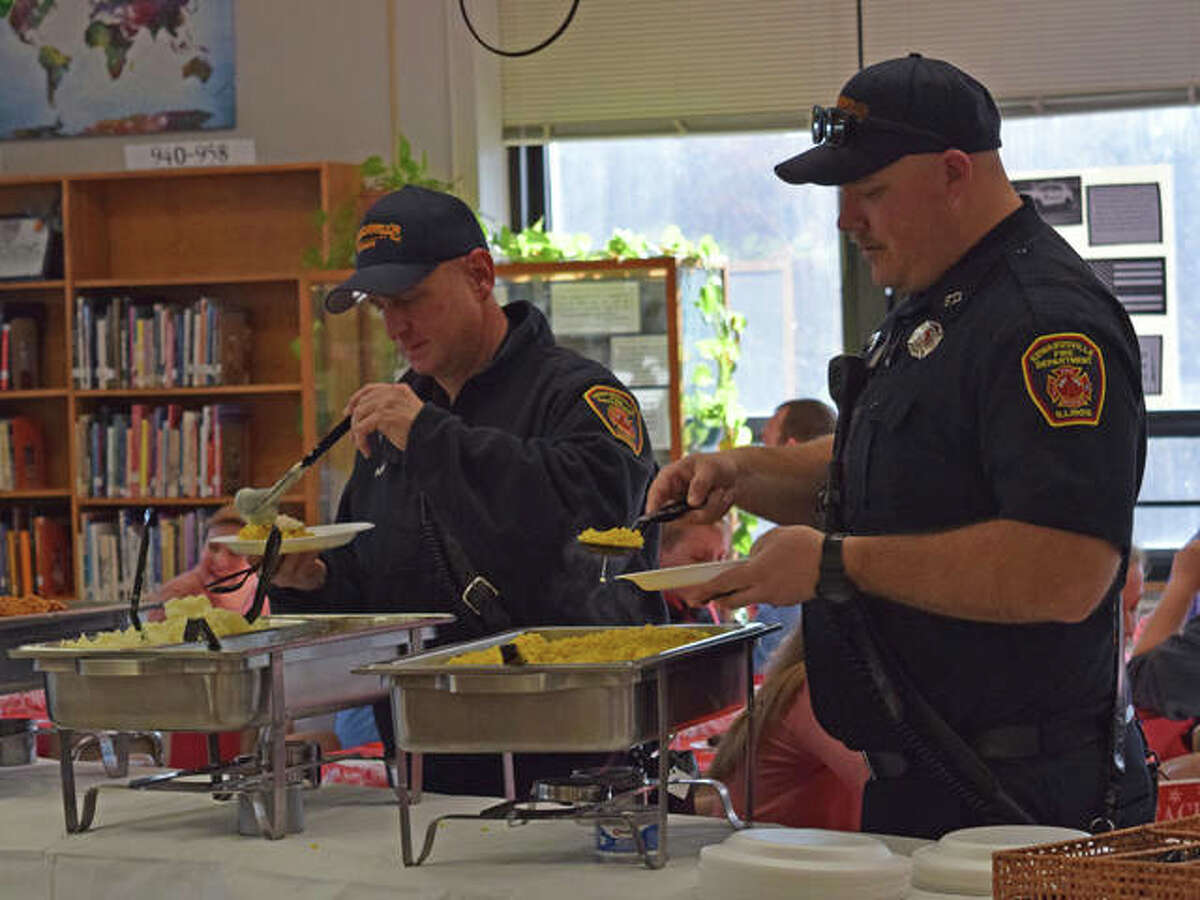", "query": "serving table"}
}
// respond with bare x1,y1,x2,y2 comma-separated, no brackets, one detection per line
0,758,929,900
